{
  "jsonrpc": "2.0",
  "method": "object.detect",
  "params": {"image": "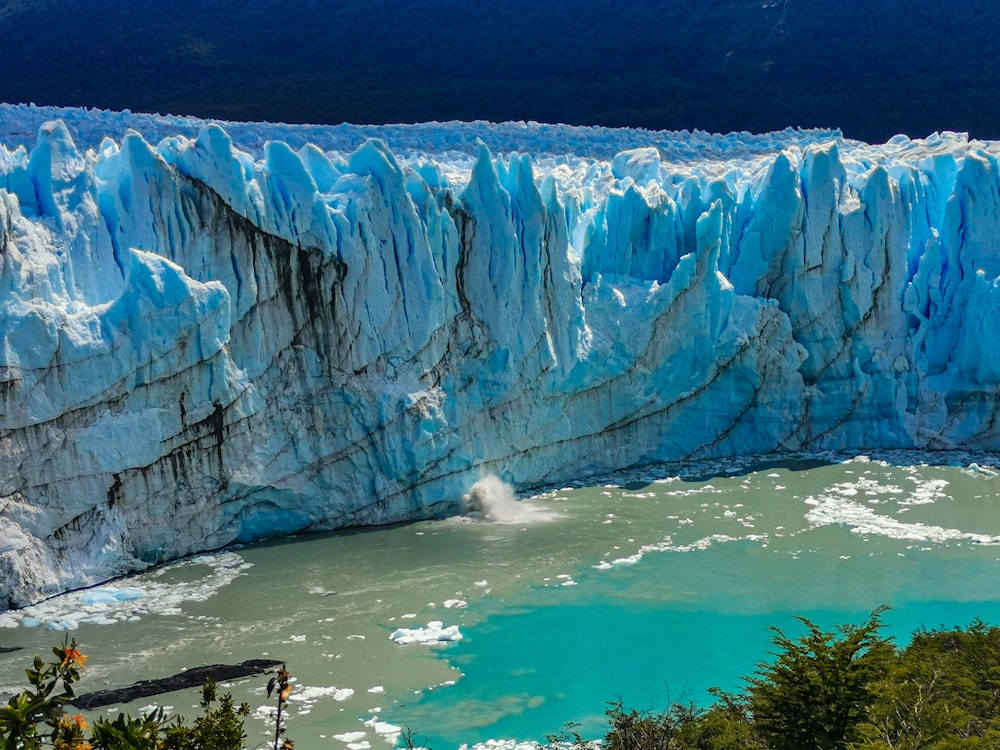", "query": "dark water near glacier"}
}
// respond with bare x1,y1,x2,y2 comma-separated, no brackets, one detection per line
2,454,1000,750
